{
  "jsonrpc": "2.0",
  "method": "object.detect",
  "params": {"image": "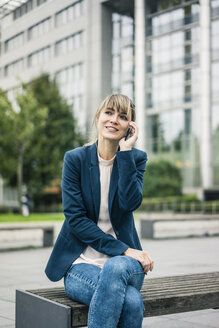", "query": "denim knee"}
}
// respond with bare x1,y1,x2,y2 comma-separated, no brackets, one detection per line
102,255,144,289
103,256,129,274
103,255,142,275
123,286,144,315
